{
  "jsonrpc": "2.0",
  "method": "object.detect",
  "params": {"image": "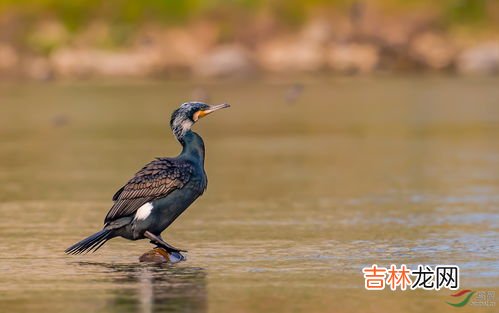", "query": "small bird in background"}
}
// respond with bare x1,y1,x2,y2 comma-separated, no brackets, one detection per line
66,102,230,260
284,83,304,104
51,114,69,127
